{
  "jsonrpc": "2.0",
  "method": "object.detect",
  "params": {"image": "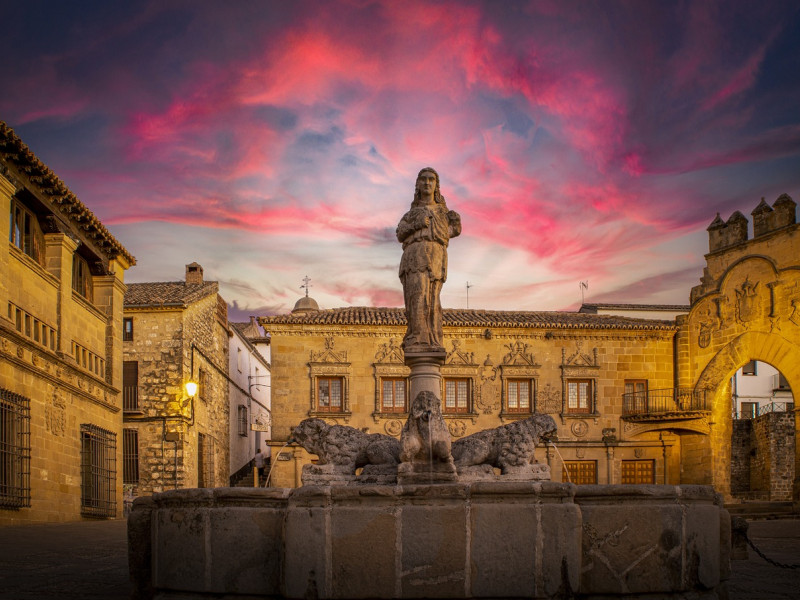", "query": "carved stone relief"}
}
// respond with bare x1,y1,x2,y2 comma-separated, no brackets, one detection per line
575,447,586,459
502,341,539,366
734,277,761,327
374,338,404,363
563,341,597,367
445,340,475,365
384,419,403,436
45,387,67,437
571,420,588,438
537,383,561,414
476,356,499,414
311,337,348,363
447,420,467,437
